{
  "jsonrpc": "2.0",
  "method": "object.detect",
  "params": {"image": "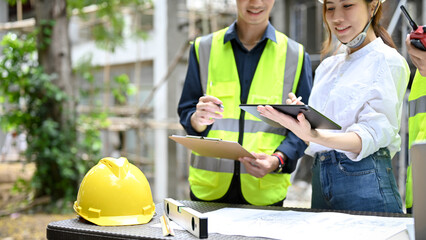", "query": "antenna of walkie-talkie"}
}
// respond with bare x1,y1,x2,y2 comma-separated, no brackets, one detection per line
400,5,426,51
400,5,418,30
